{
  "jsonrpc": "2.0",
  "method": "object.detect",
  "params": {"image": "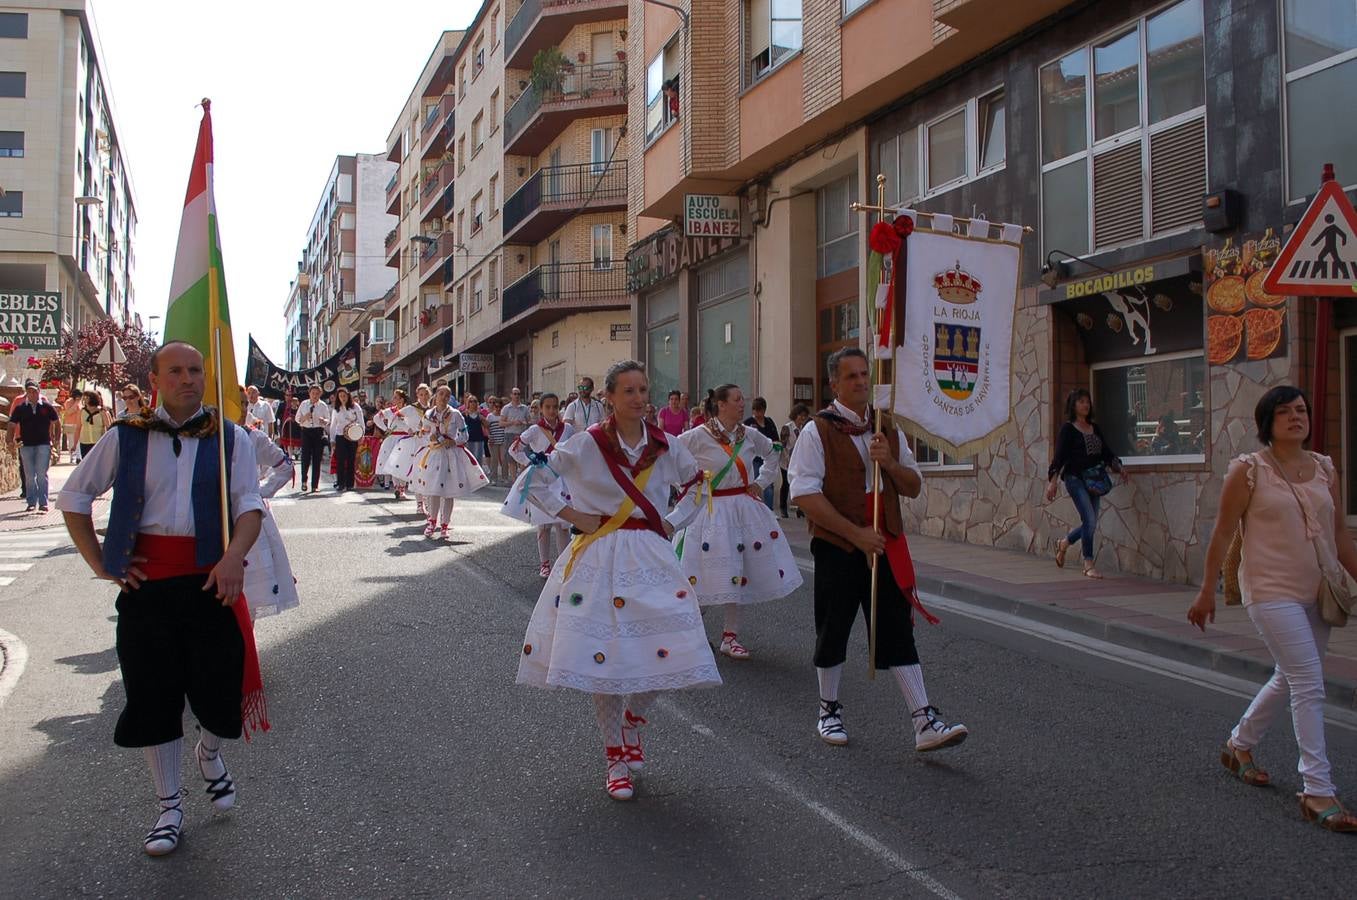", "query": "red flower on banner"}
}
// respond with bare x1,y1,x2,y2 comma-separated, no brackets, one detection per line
893,215,914,239
868,221,901,255
0,342,17,354
26,356,43,368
